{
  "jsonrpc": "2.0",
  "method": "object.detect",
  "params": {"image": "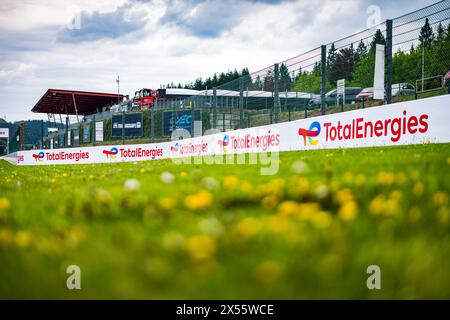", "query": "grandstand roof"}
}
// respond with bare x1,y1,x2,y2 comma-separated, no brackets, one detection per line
31,89,125,116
